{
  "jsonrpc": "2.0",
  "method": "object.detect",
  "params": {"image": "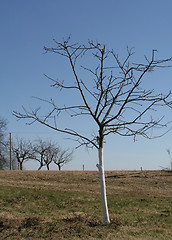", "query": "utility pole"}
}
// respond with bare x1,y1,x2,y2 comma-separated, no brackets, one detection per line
10,132,12,170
